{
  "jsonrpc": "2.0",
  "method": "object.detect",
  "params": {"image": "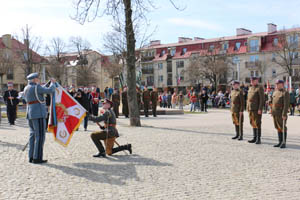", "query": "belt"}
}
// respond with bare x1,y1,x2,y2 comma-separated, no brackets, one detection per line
104,124,116,128
275,104,283,108
28,100,40,105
